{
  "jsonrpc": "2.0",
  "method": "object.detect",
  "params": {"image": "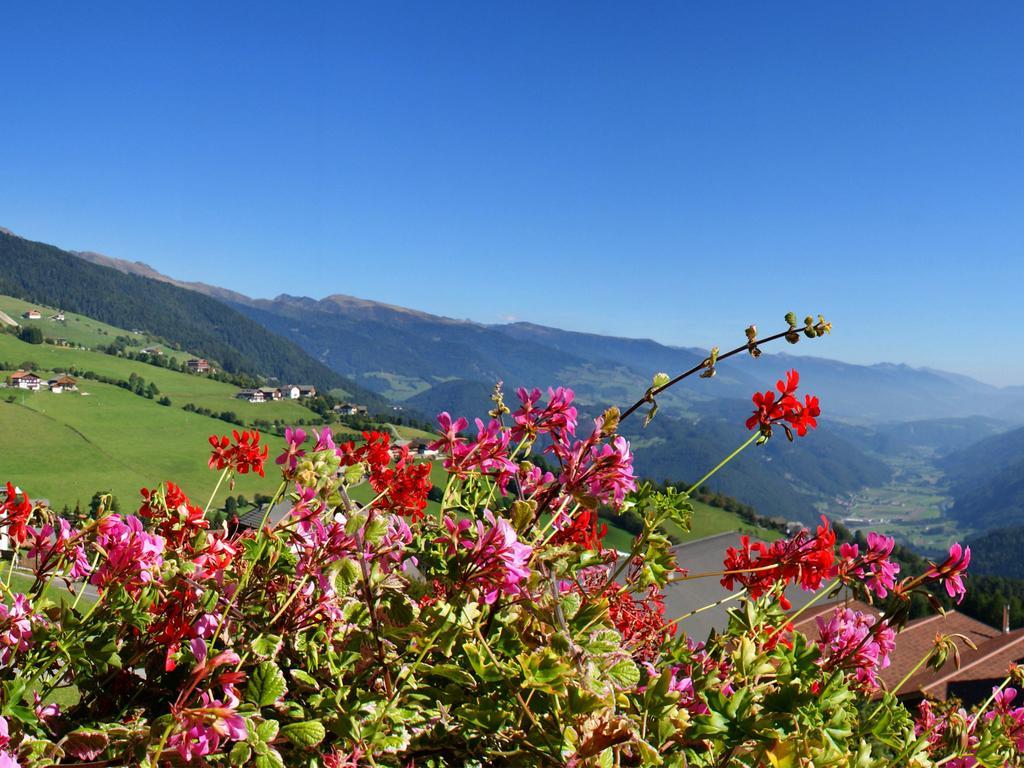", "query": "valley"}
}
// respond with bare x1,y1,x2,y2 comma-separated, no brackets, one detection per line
819,453,958,555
